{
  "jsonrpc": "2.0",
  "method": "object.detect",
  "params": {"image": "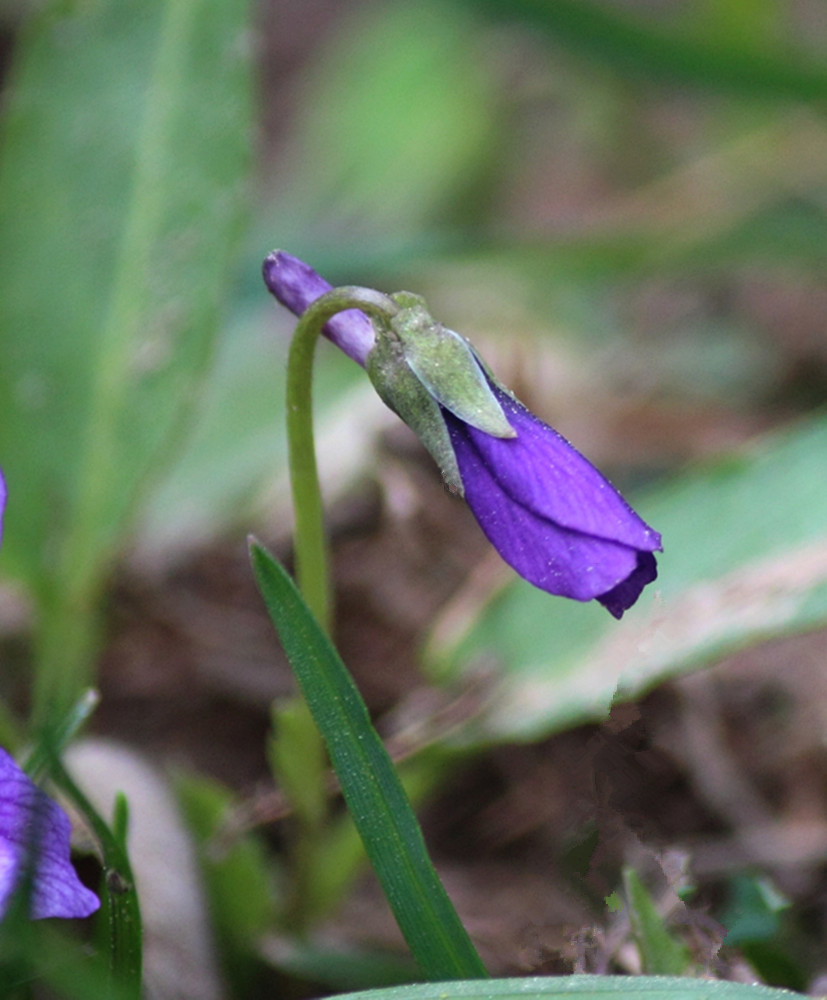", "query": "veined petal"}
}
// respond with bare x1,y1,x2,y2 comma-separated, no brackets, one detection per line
444,390,661,617
446,417,643,595
0,469,6,545
0,749,99,920
452,388,661,553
